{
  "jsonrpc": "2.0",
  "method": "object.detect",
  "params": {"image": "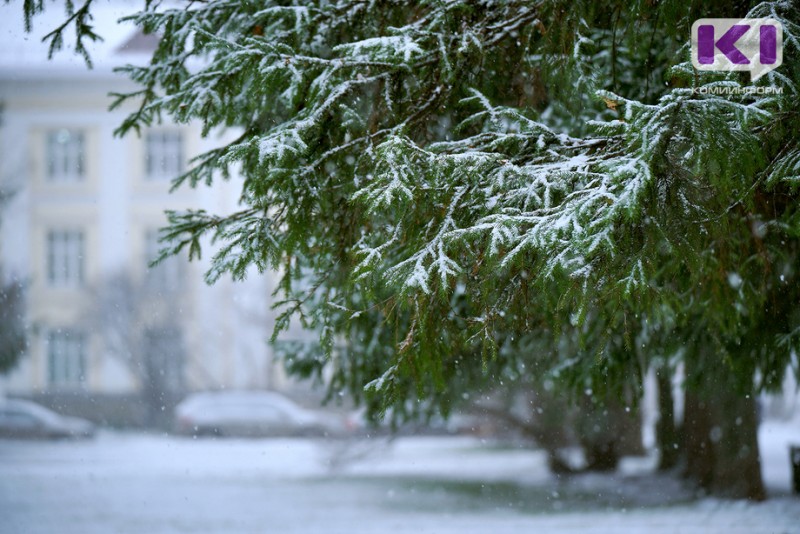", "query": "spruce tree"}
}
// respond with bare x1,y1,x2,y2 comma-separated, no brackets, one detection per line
20,0,800,500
